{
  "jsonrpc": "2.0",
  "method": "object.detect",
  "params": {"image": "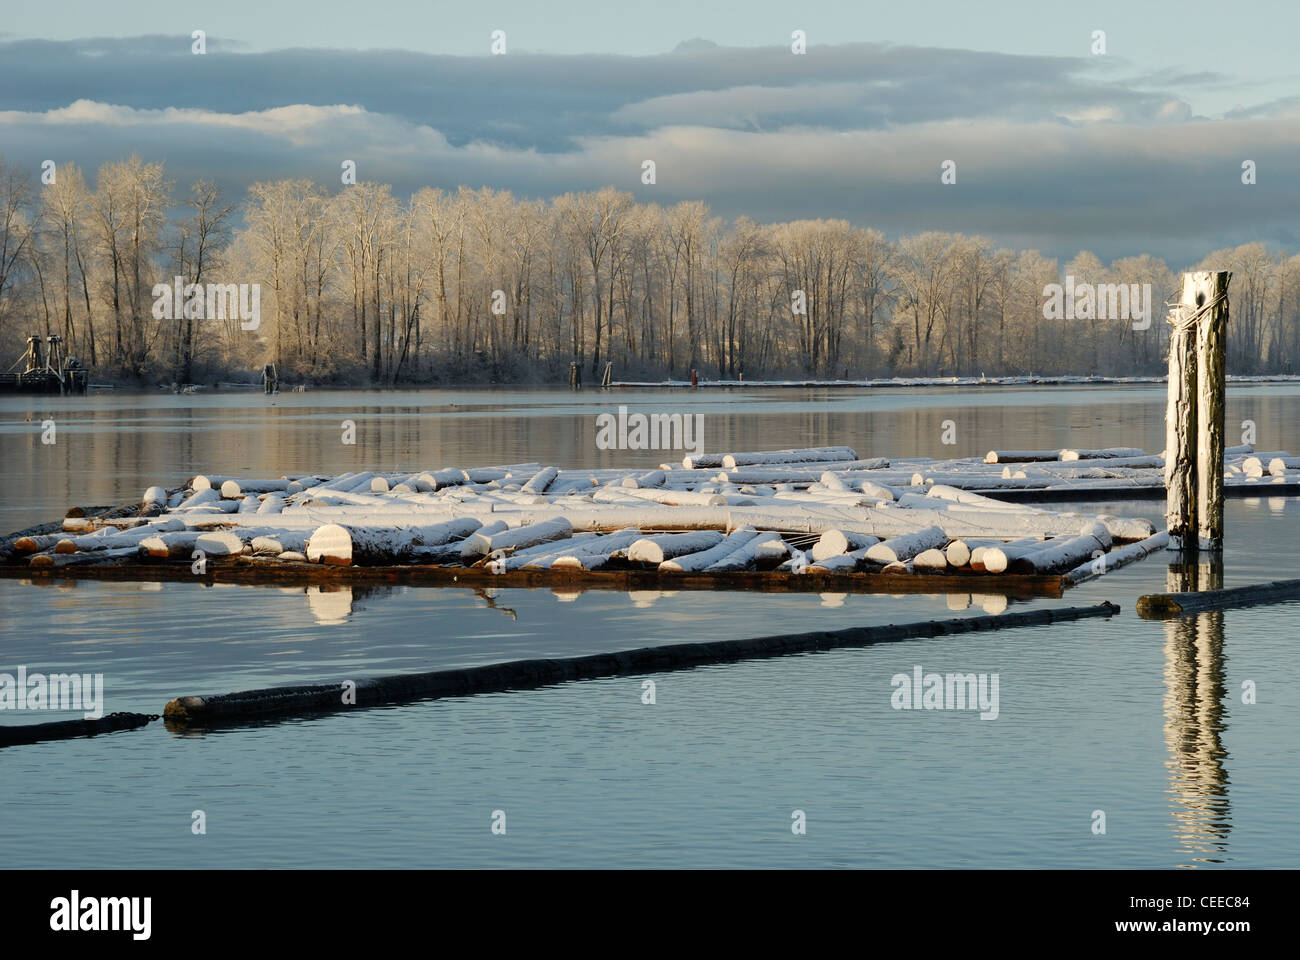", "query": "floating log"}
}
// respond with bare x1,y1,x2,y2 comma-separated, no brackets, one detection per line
622,470,666,489
1240,453,1292,477
195,531,251,556
257,495,286,515
979,538,1052,574
458,517,573,561
1008,523,1111,574
983,450,1061,464
12,534,64,553
550,529,647,570
1063,531,1170,584
30,546,142,568
912,548,949,571
219,478,292,498
865,526,947,564
521,466,559,494
0,711,158,748
1059,447,1146,461
705,446,858,469
53,519,184,554
660,527,759,572
627,530,725,564
176,488,221,511
808,547,879,573
139,531,203,558
251,532,310,556
486,533,600,573
810,529,880,562
705,533,790,572
140,486,168,515
945,537,1009,568
309,518,486,565
162,602,1122,726
1137,577,1300,619
1268,457,1300,476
